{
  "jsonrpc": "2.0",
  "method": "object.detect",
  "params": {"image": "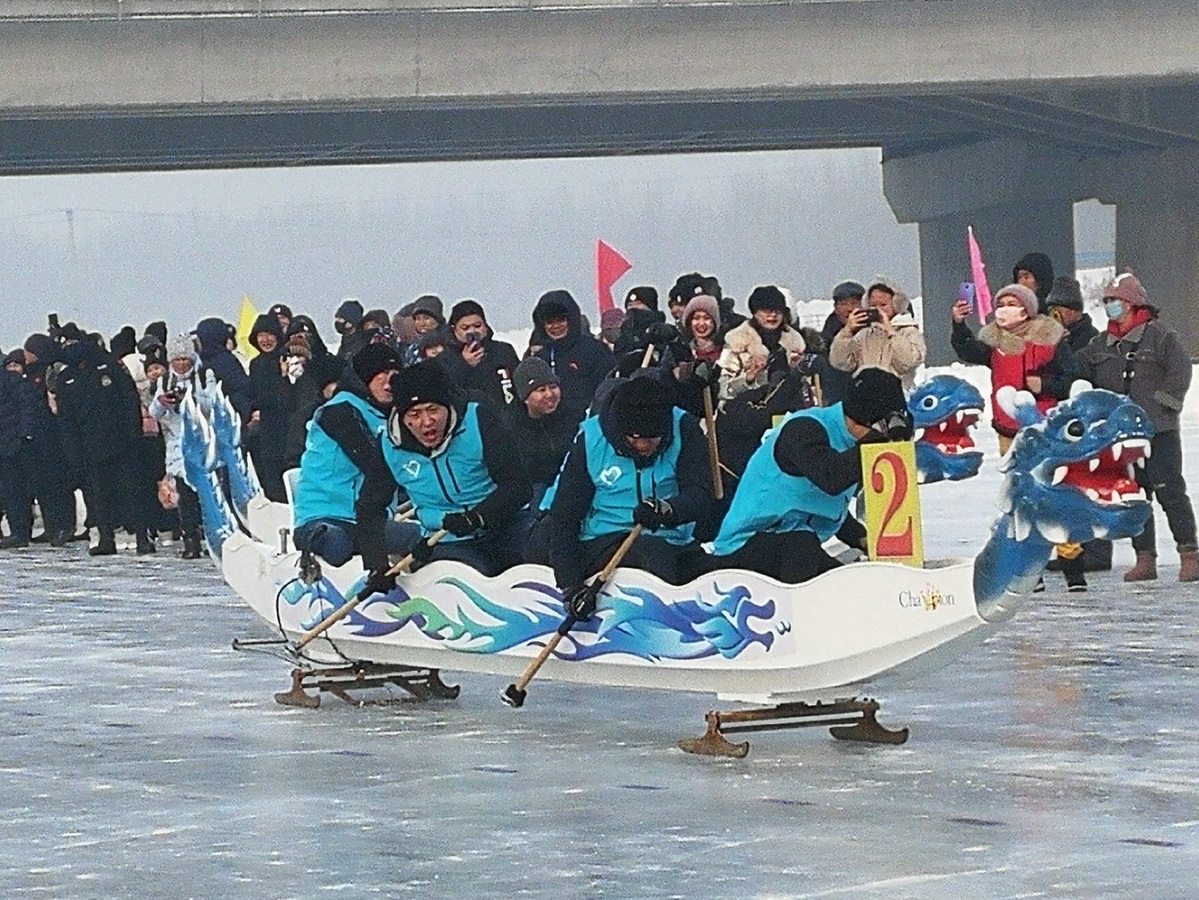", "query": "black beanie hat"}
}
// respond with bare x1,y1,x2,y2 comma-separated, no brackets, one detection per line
842,367,907,426
144,320,168,347
268,303,292,321
611,376,673,439
142,341,168,371
362,308,391,330
110,325,137,360
669,273,706,303
24,333,54,360
351,342,402,384
1045,276,1084,312
1013,252,1055,301
625,286,659,311
748,285,788,313
336,299,364,326
449,299,487,327
308,353,346,391
390,360,455,417
4,348,25,368
513,356,559,402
